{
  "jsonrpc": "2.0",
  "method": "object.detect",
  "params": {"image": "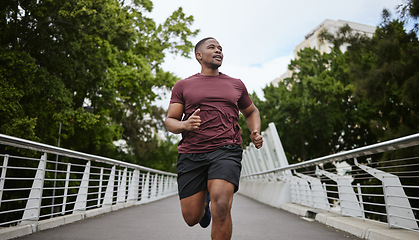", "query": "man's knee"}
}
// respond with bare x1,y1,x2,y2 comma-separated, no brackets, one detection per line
179,190,207,226
182,209,202,227
208,179,234,219
211,195,232,221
